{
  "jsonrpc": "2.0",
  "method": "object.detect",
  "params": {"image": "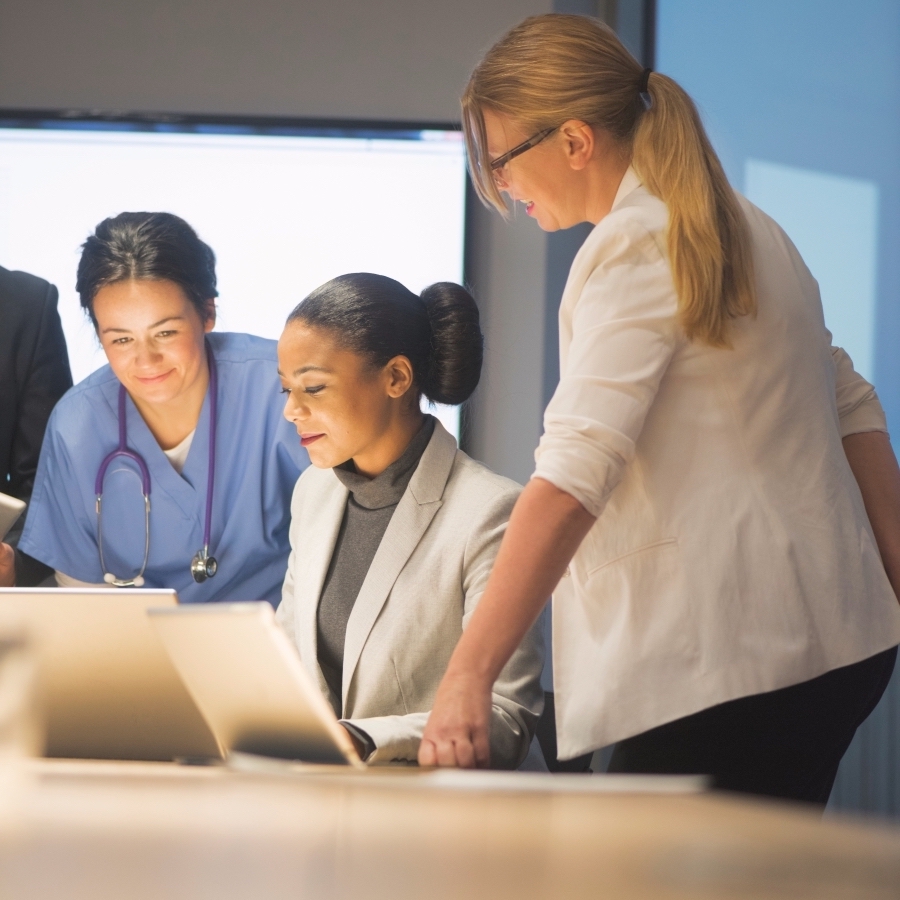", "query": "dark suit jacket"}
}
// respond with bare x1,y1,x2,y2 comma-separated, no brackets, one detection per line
0,265,72,581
